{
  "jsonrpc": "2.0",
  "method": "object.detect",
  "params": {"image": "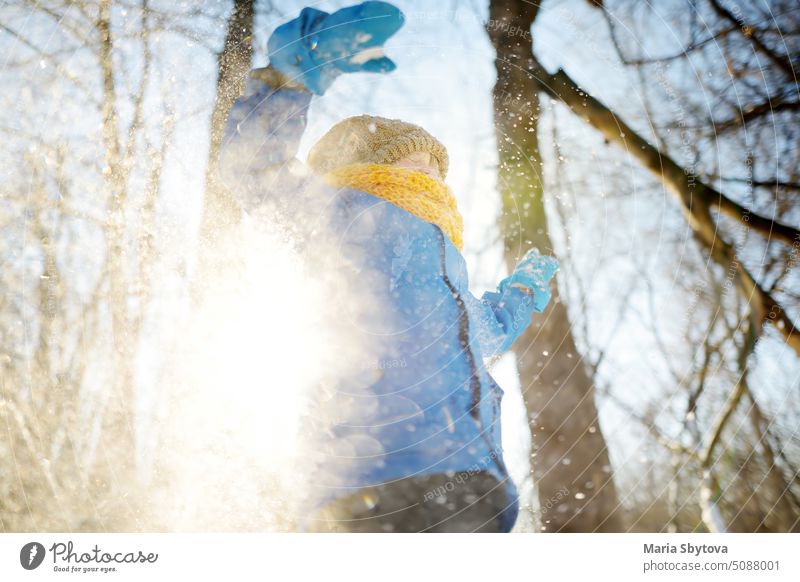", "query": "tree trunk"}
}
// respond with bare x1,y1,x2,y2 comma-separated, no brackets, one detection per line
487,0,623,532
195,0,255,297
92,0,140,529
